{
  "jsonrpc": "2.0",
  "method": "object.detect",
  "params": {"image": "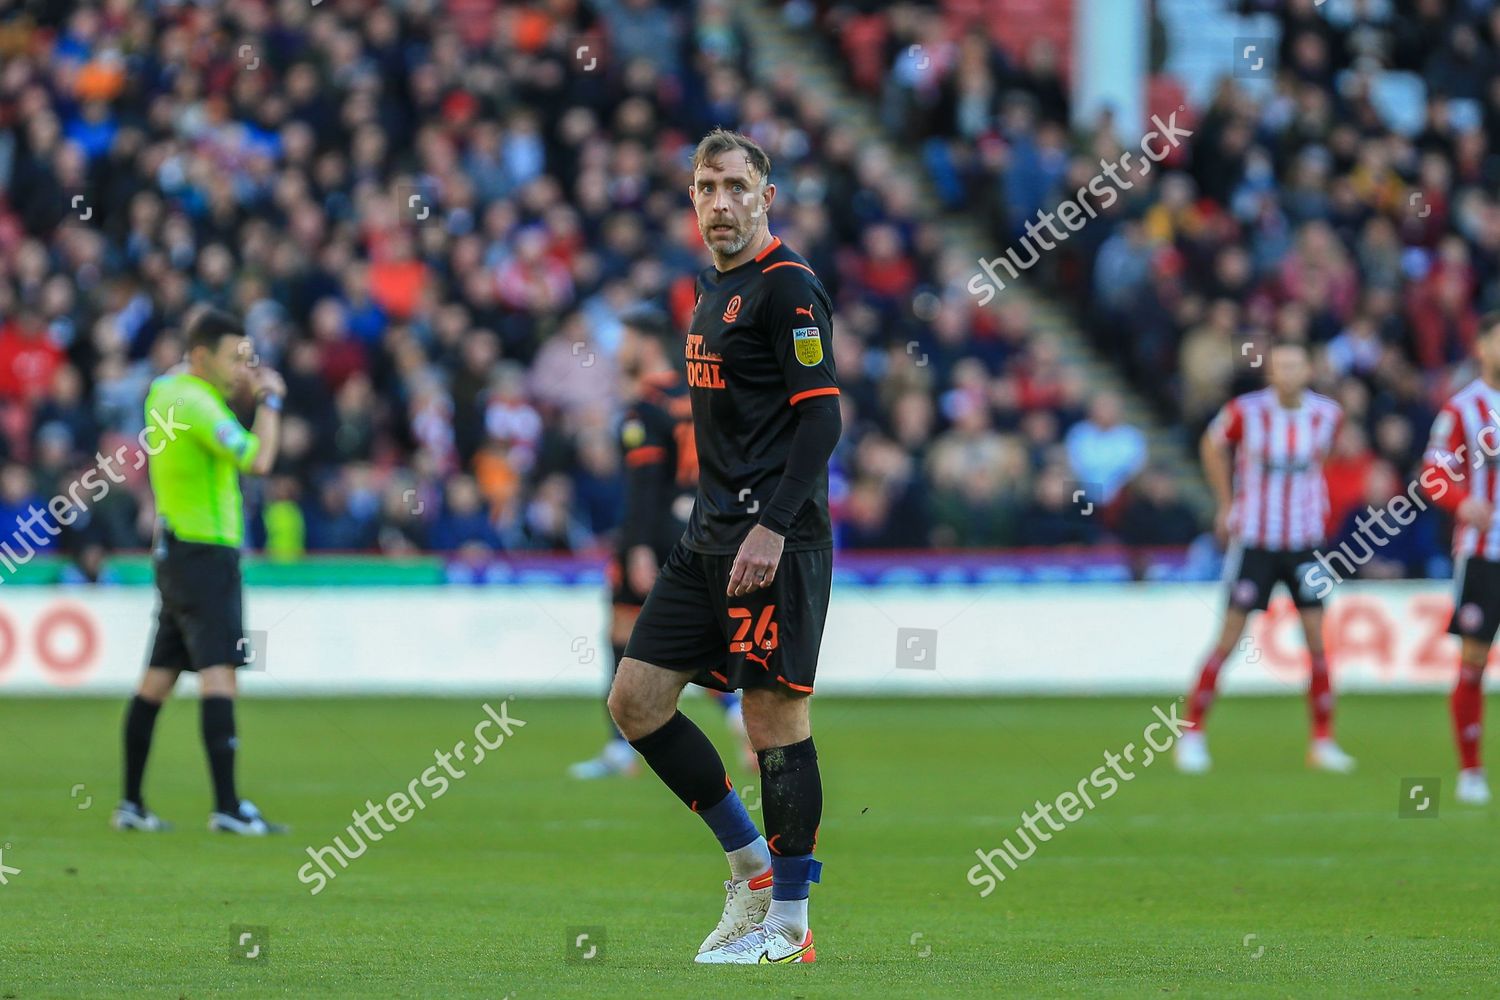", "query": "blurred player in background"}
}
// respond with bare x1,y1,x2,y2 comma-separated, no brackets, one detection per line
1420,313,1500,806
111,309,289,835
1177,342,1357,775
607,130,839,965
570,308,753,779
